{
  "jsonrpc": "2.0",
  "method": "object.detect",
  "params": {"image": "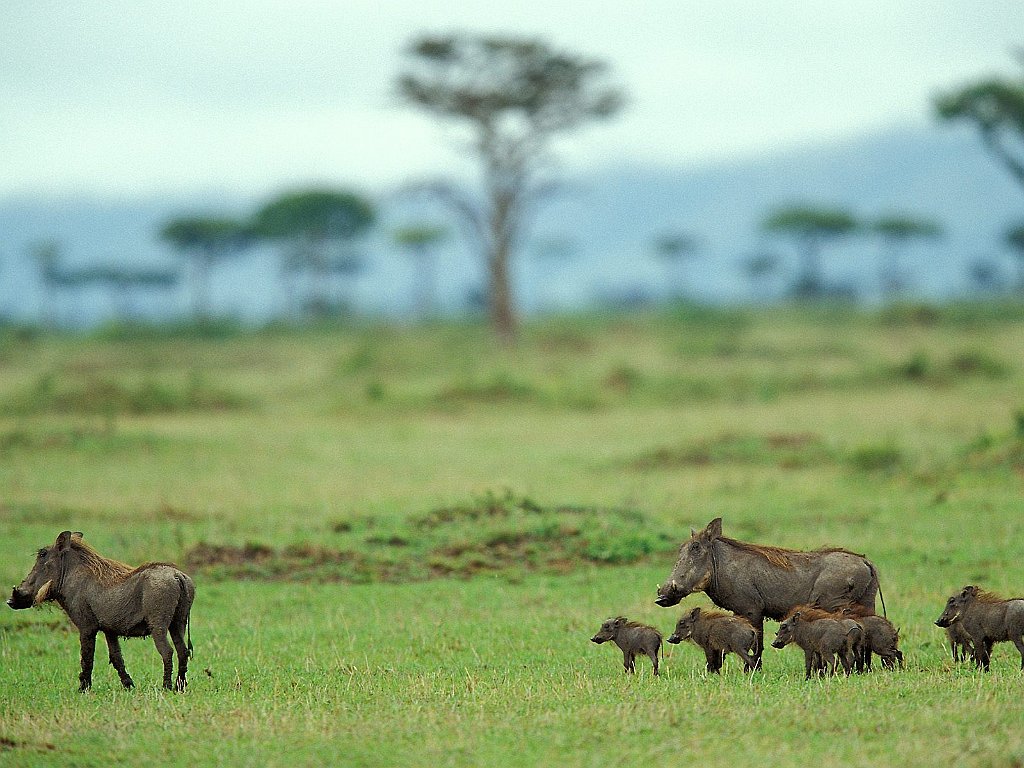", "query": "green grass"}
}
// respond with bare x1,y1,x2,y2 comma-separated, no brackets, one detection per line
2,304,1024,767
